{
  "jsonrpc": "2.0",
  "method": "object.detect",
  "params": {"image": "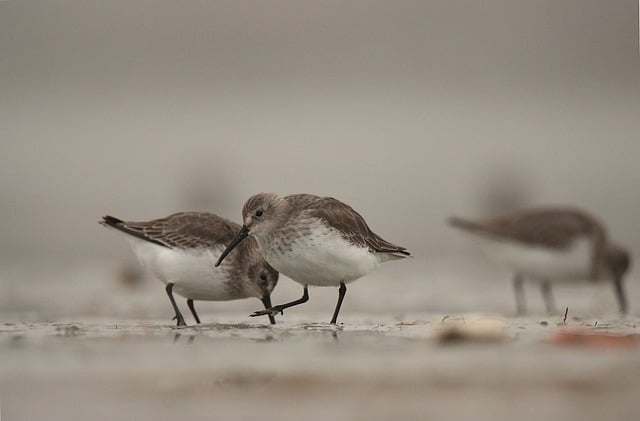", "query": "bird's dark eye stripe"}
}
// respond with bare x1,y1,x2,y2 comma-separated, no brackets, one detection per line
260,273,267,280
255,210,263,217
